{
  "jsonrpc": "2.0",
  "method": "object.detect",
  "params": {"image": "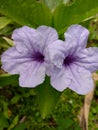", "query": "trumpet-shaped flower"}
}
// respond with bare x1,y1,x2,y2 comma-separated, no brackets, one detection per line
1,26,58,87
46,25,98,94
